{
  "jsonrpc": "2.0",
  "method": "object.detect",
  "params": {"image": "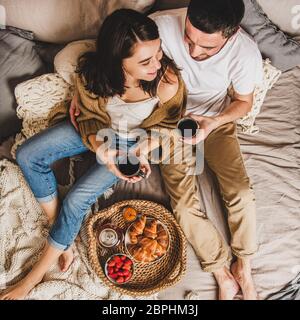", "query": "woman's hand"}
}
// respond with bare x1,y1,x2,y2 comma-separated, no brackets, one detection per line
97,148,131,182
